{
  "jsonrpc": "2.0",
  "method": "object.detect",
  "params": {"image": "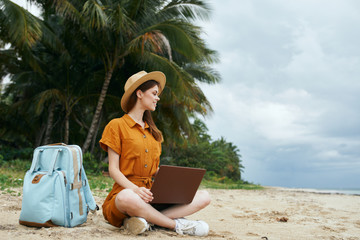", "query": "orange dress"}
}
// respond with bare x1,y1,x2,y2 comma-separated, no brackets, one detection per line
99,114,161,227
